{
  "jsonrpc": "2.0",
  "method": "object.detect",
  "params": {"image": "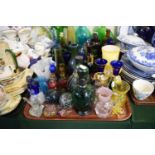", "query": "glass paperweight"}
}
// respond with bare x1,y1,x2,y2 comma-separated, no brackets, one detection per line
43,104,57,117
59,92,72,109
